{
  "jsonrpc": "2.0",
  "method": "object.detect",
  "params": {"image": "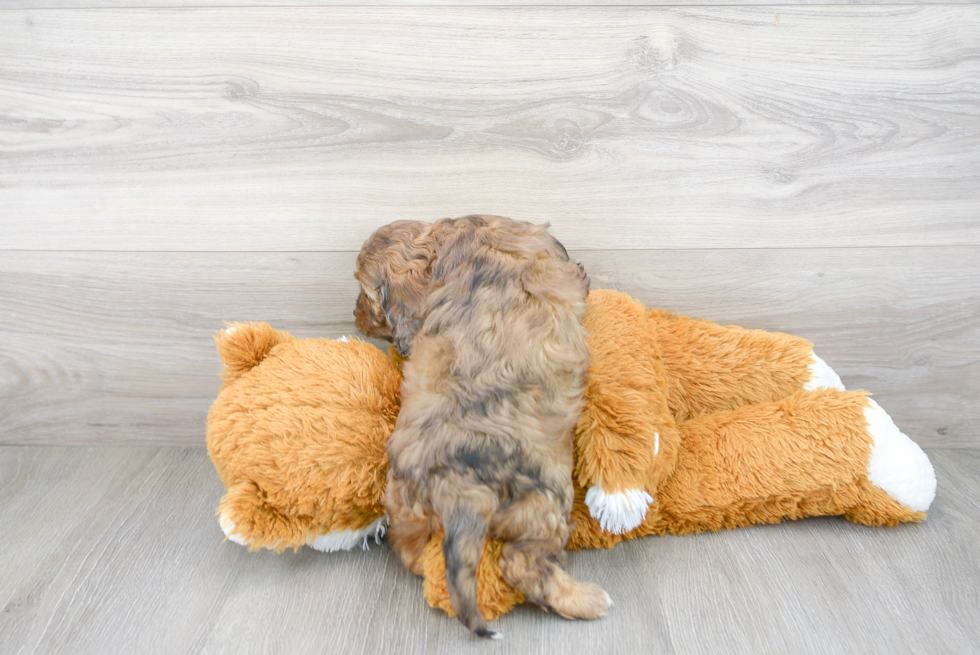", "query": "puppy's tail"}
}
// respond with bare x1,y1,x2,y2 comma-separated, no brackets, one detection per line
442,508,498,639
